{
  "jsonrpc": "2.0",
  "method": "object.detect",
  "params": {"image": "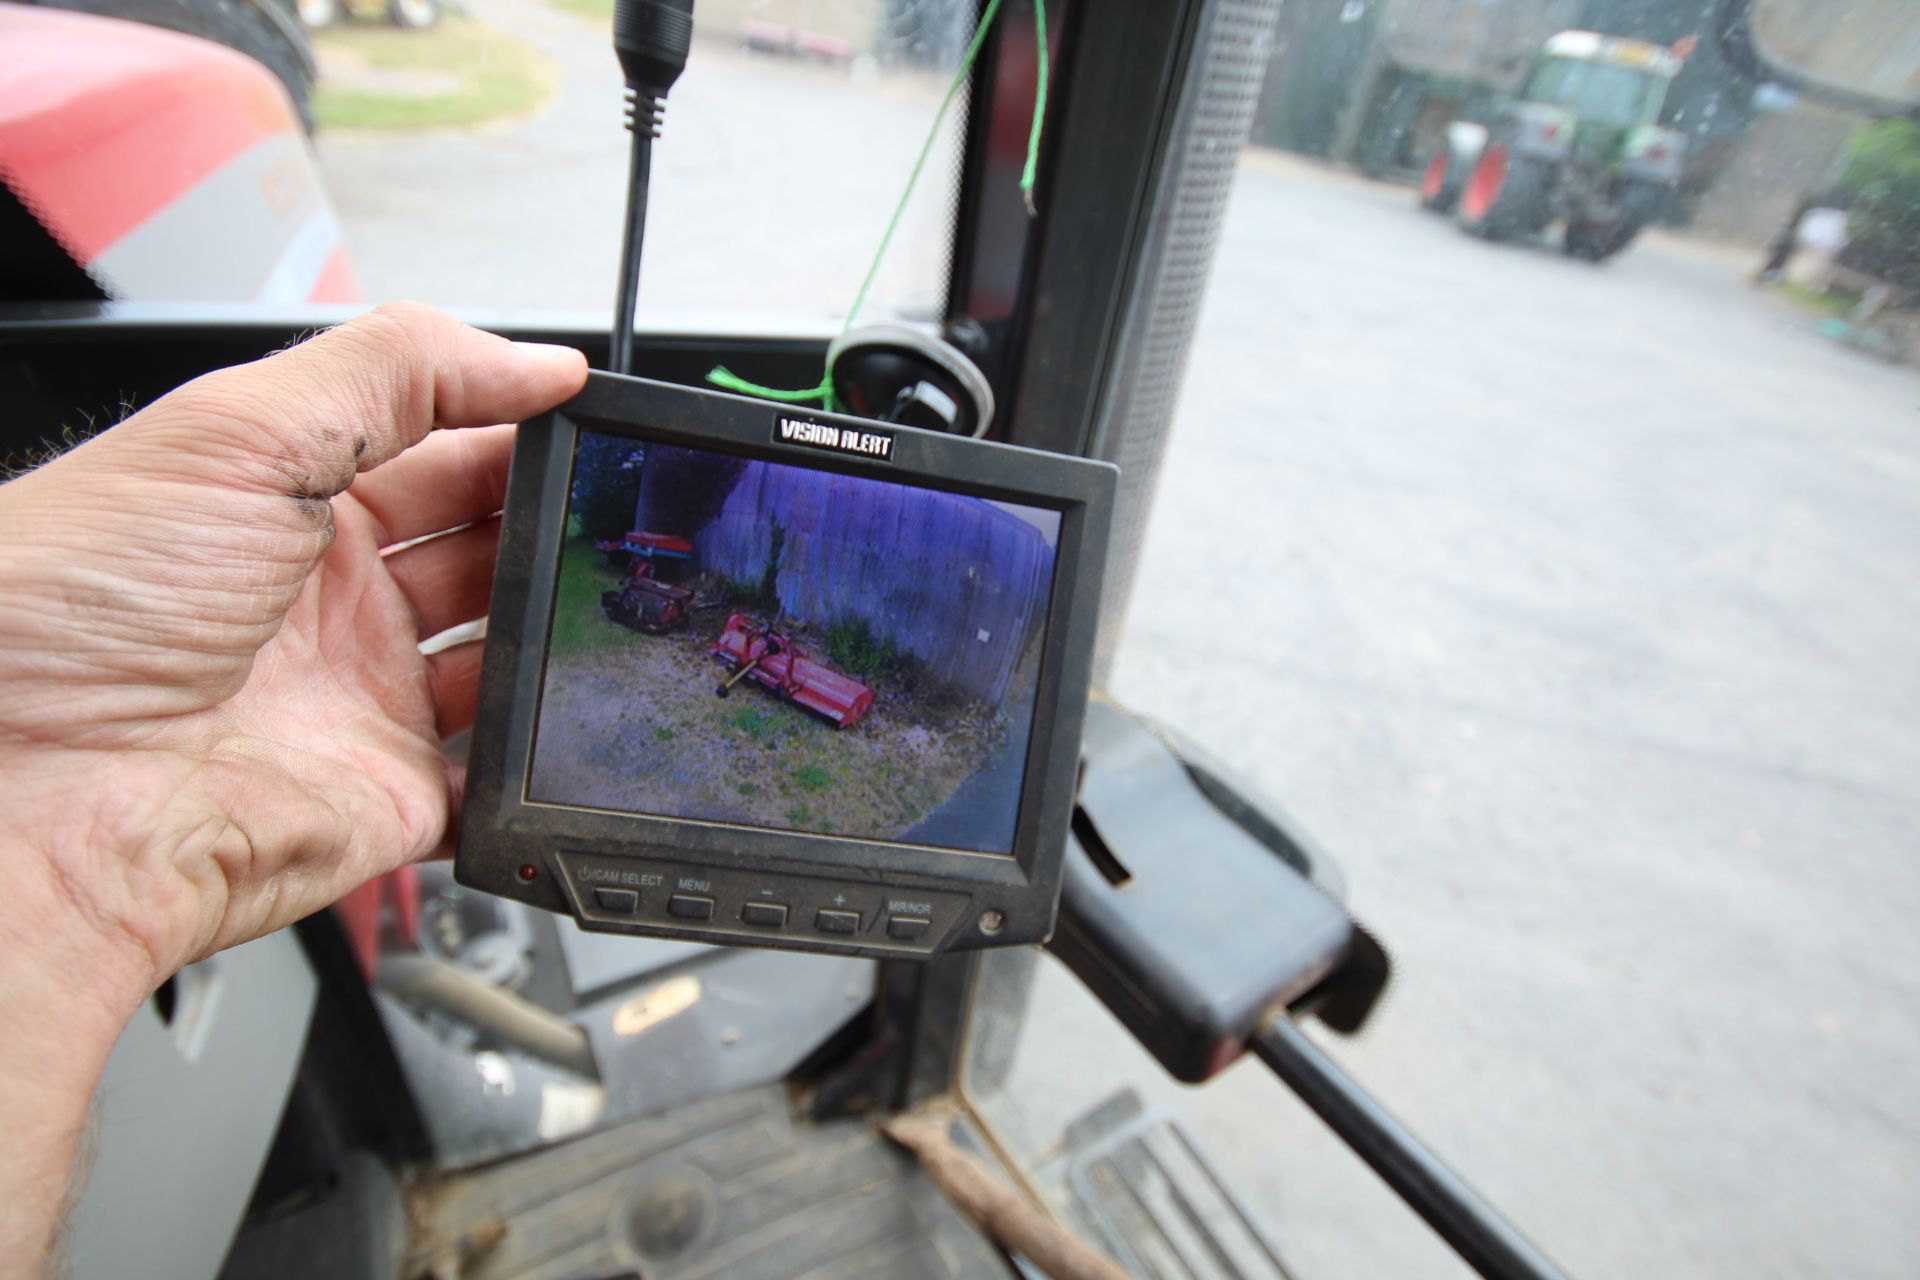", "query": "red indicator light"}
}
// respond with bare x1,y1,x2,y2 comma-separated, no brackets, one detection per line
518,863,539,882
